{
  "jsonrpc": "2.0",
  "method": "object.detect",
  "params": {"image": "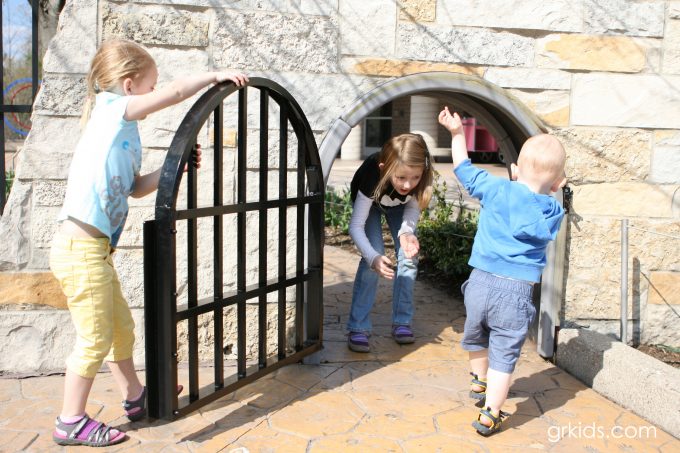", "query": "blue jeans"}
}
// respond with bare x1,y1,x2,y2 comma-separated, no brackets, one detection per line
347,204,418,333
